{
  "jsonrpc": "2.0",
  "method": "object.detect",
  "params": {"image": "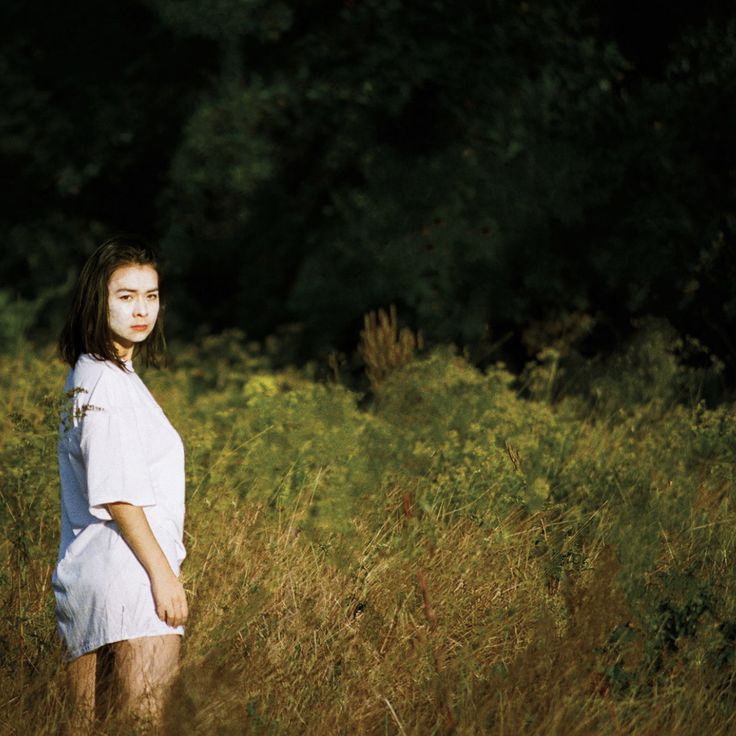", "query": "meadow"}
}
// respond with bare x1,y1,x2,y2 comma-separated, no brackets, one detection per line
1,314,735,734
